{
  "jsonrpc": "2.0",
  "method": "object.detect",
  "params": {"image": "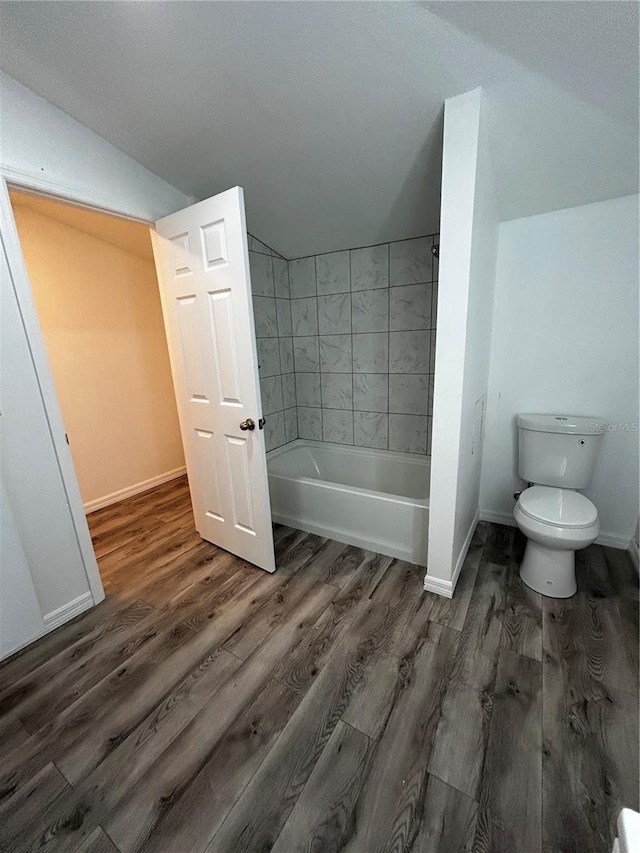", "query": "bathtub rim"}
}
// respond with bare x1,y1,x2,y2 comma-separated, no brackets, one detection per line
267,439,430,507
